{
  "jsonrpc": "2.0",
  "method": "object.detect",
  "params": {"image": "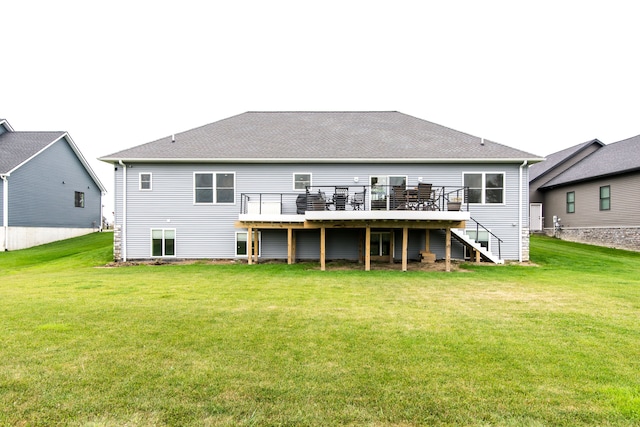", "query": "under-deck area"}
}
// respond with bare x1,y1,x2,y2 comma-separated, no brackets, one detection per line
236,210,470,272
